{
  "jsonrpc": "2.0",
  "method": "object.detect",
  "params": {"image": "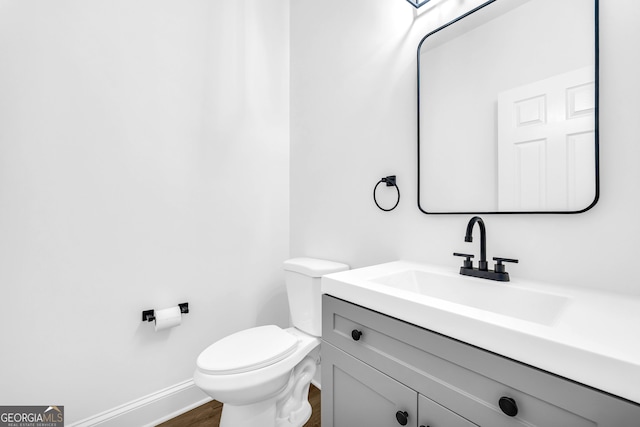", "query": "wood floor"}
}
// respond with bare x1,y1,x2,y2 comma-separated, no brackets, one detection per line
157,384,321,427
